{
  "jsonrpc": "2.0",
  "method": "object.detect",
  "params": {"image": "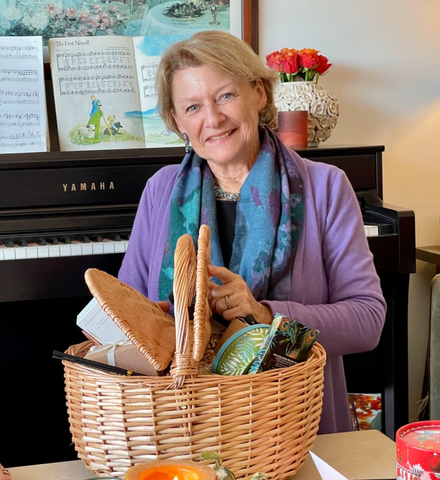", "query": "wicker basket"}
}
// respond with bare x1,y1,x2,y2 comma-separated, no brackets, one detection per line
62,225,326,480
84,268,177,373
